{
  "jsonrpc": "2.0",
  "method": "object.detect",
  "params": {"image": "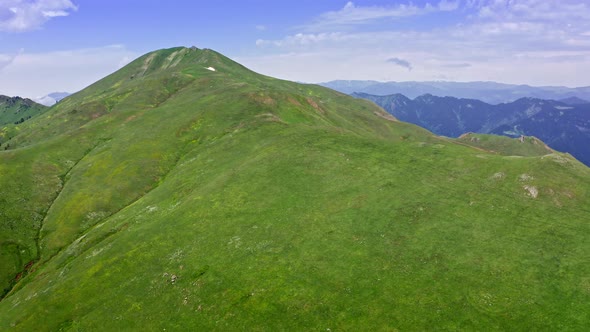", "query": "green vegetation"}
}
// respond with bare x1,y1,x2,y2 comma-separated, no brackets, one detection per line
0,47,589,330
0,96,47,127
0,96,48,150
456,133,554,157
